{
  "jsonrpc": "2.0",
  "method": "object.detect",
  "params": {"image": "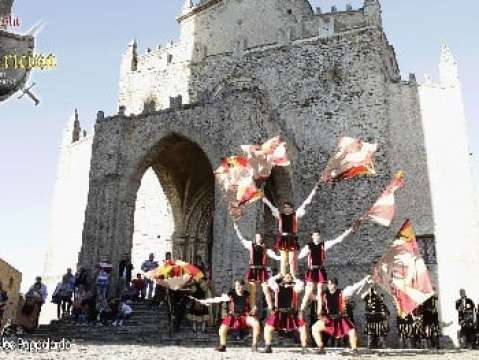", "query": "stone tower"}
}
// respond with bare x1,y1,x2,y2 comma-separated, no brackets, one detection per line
44,0,477,346
41,110,93,323
417,44,479,344
0,0,13,20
